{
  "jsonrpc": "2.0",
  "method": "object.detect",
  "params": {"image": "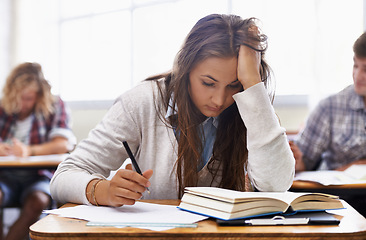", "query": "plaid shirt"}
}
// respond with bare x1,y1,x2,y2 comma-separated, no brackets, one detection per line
295,85,366,170
0,96,75,146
